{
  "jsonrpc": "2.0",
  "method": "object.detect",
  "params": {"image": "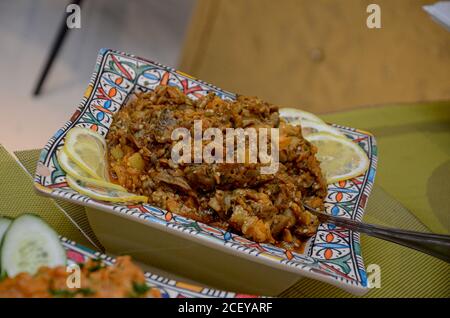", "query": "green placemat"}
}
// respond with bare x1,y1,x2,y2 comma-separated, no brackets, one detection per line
323,101,450,235
14,148,104,251
0,145,93,249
